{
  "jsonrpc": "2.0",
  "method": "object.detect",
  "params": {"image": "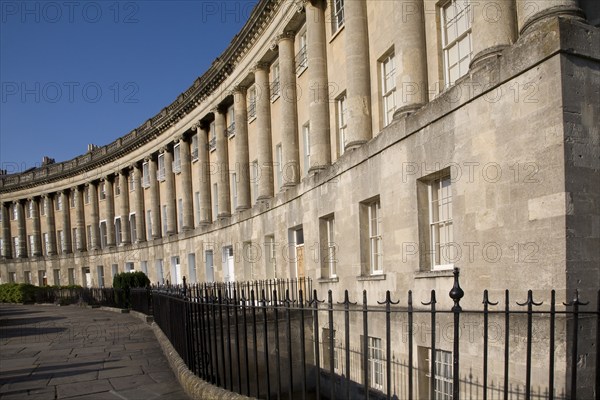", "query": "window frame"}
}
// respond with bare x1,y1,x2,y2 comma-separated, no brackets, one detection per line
336,93,347,157
142,161,150,188
381,51,397,127
428,173,454,271
173,143,181,173
157,153,166,181
295,27,308,75
271,61,280,101
191,134,199,162
247,86,257,121
331,0,345,35
368,200,383,275
303,122,310,176
441,0,473,87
